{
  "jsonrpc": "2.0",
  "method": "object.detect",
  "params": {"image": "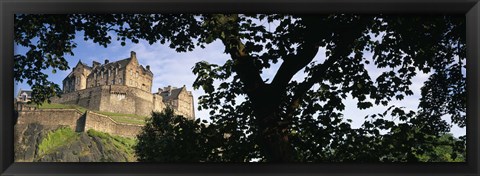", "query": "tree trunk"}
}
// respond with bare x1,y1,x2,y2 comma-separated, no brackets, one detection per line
249,85,296,162
214,14,301,162
258,113,295,162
